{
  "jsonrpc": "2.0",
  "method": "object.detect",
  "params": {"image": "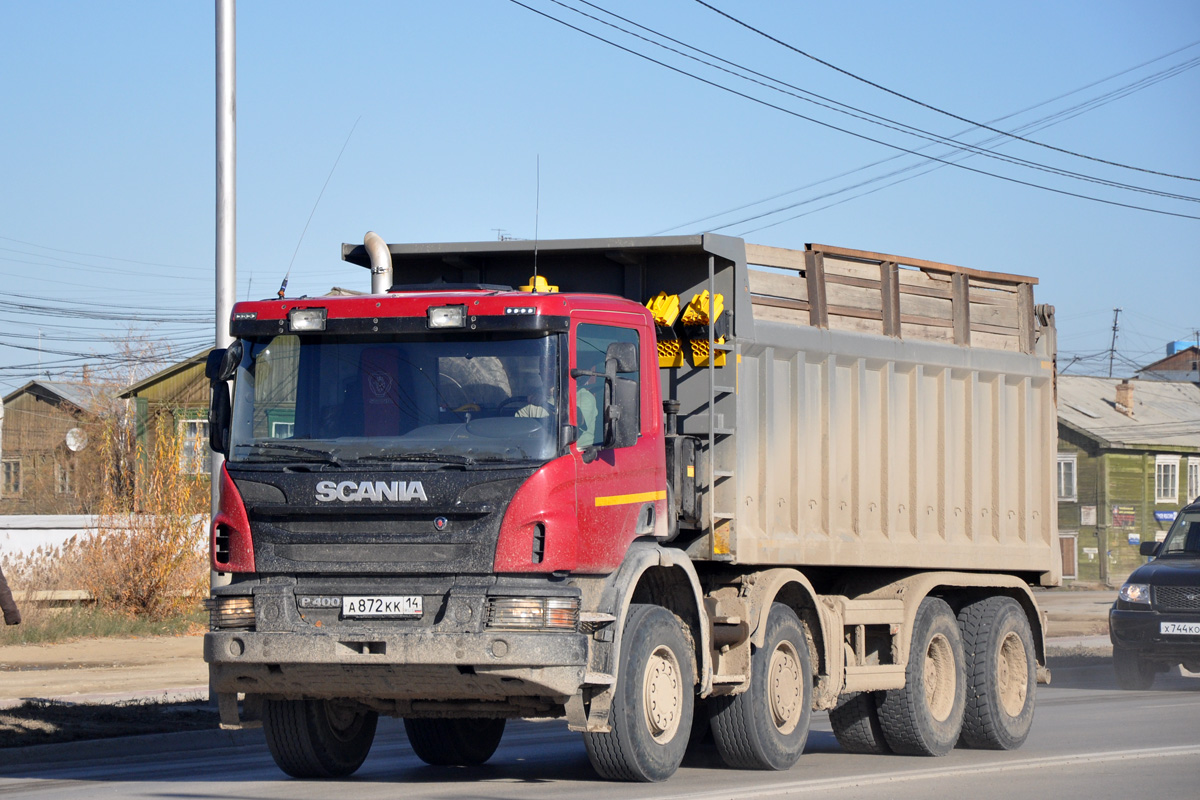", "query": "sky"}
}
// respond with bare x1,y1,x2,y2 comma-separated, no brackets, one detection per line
1,0,1198,396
